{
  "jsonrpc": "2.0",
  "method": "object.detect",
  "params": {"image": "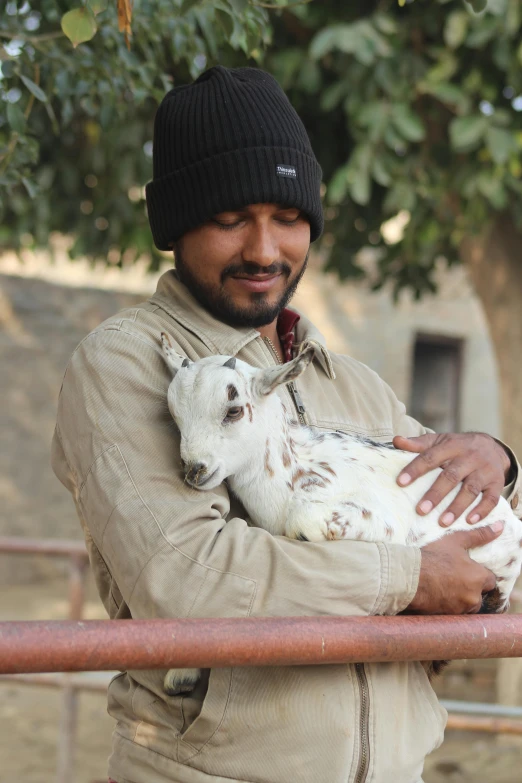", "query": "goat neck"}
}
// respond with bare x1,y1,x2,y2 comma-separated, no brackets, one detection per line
228,393,300,536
